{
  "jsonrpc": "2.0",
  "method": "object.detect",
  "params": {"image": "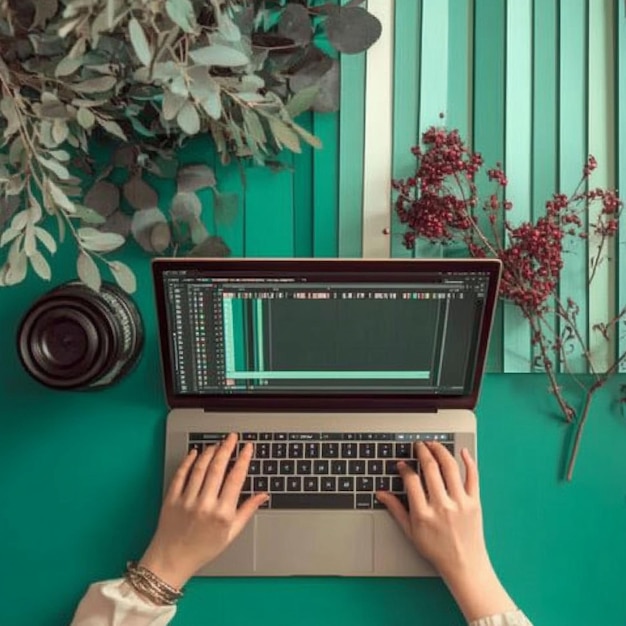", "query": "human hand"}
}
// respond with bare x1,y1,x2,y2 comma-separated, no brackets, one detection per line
377,442,517,621
377,441,489,581
139,433,268,589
